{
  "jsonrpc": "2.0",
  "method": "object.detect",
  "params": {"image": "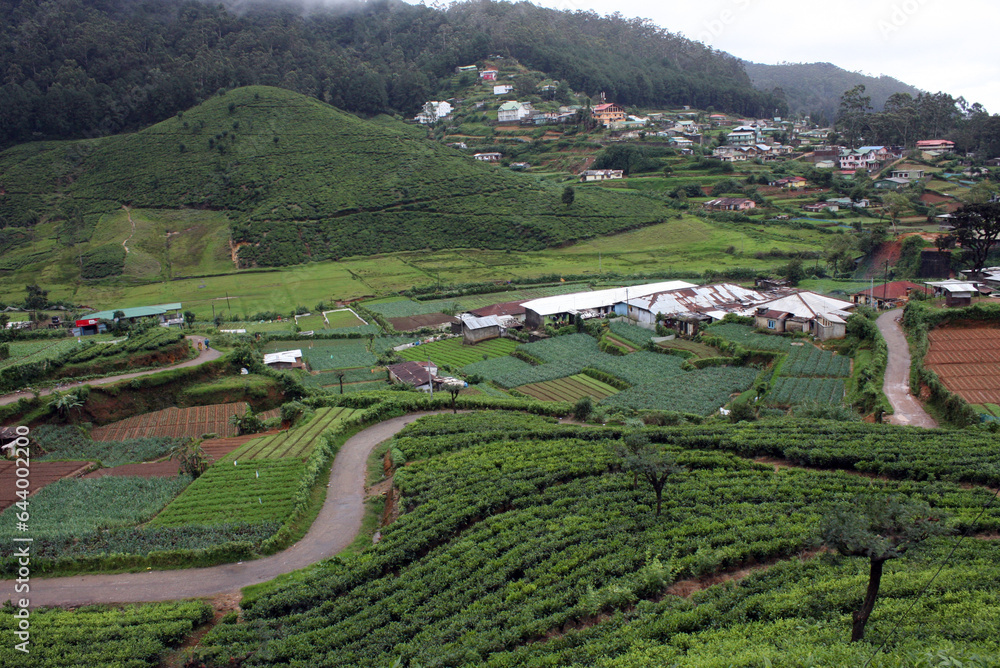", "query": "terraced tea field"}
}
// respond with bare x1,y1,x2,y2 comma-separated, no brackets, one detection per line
516,373,619,402
228,406,358,460
398,336,517,367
